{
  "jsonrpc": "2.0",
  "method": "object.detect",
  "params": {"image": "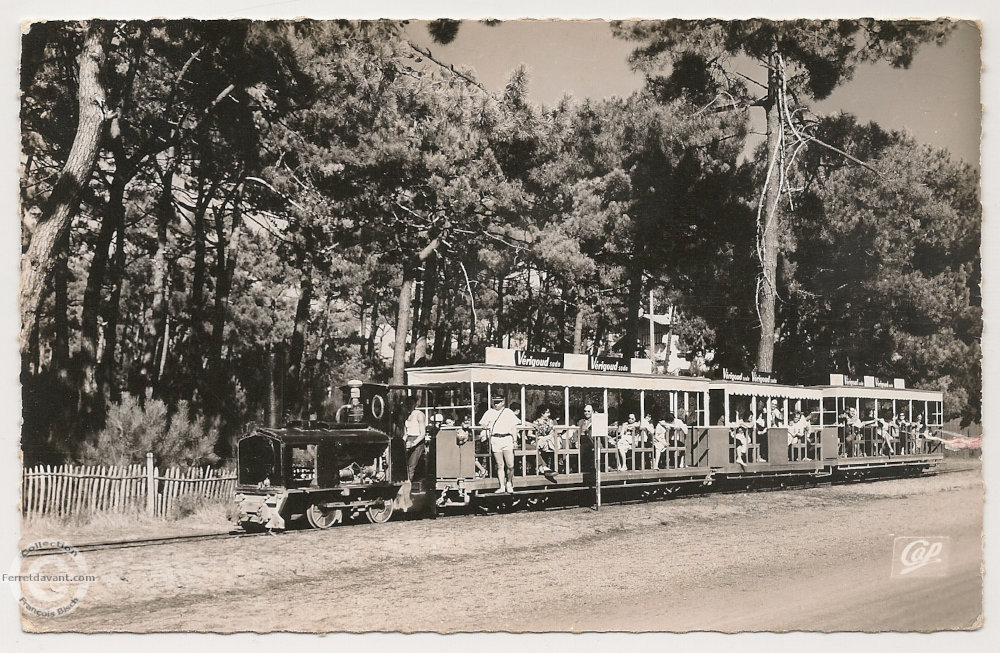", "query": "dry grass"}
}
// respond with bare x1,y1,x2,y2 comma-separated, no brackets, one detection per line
20,497,235,545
